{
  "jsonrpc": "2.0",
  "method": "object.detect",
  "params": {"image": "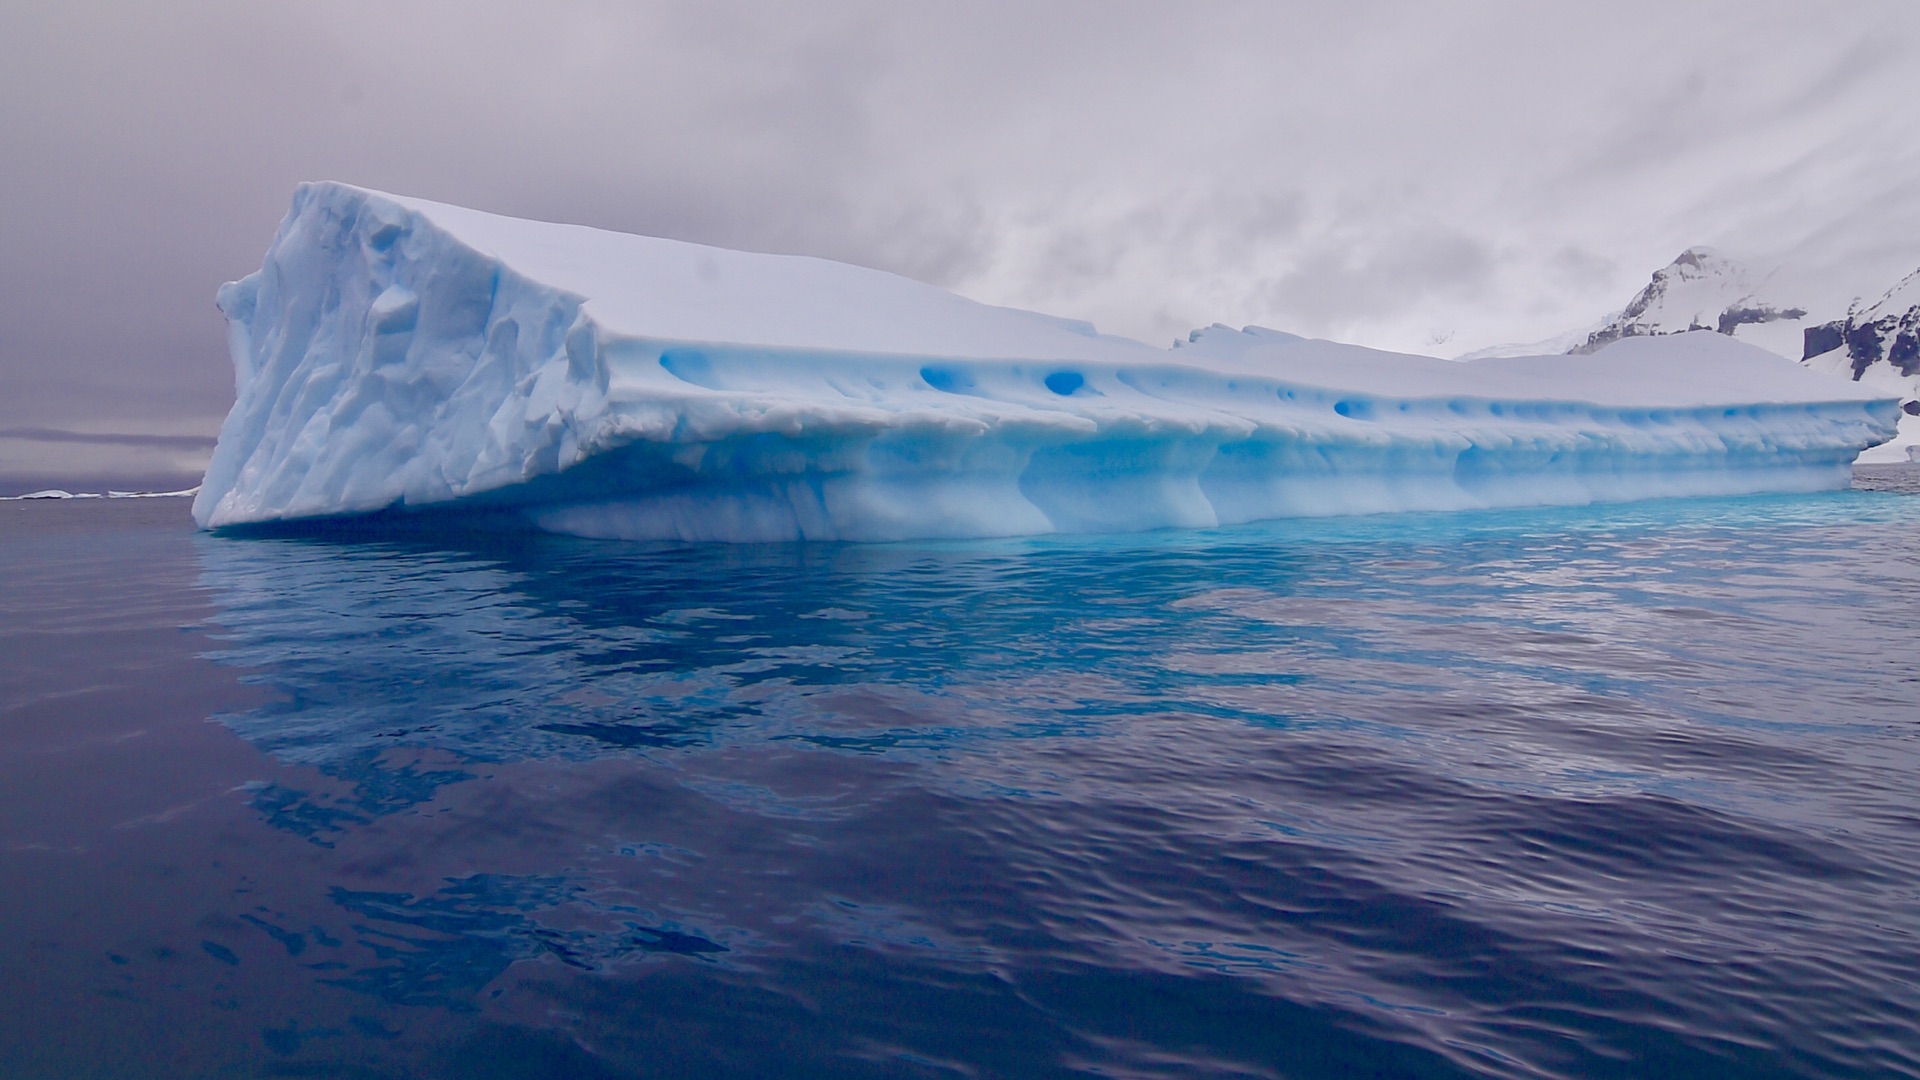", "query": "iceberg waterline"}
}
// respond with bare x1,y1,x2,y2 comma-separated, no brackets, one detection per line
193,183,1901,541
